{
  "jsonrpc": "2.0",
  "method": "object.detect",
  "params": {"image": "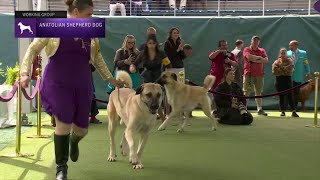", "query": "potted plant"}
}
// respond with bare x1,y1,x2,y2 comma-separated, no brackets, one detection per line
0,62,5,86
3,63,19,86
0,63,20,128
0,62,5,77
